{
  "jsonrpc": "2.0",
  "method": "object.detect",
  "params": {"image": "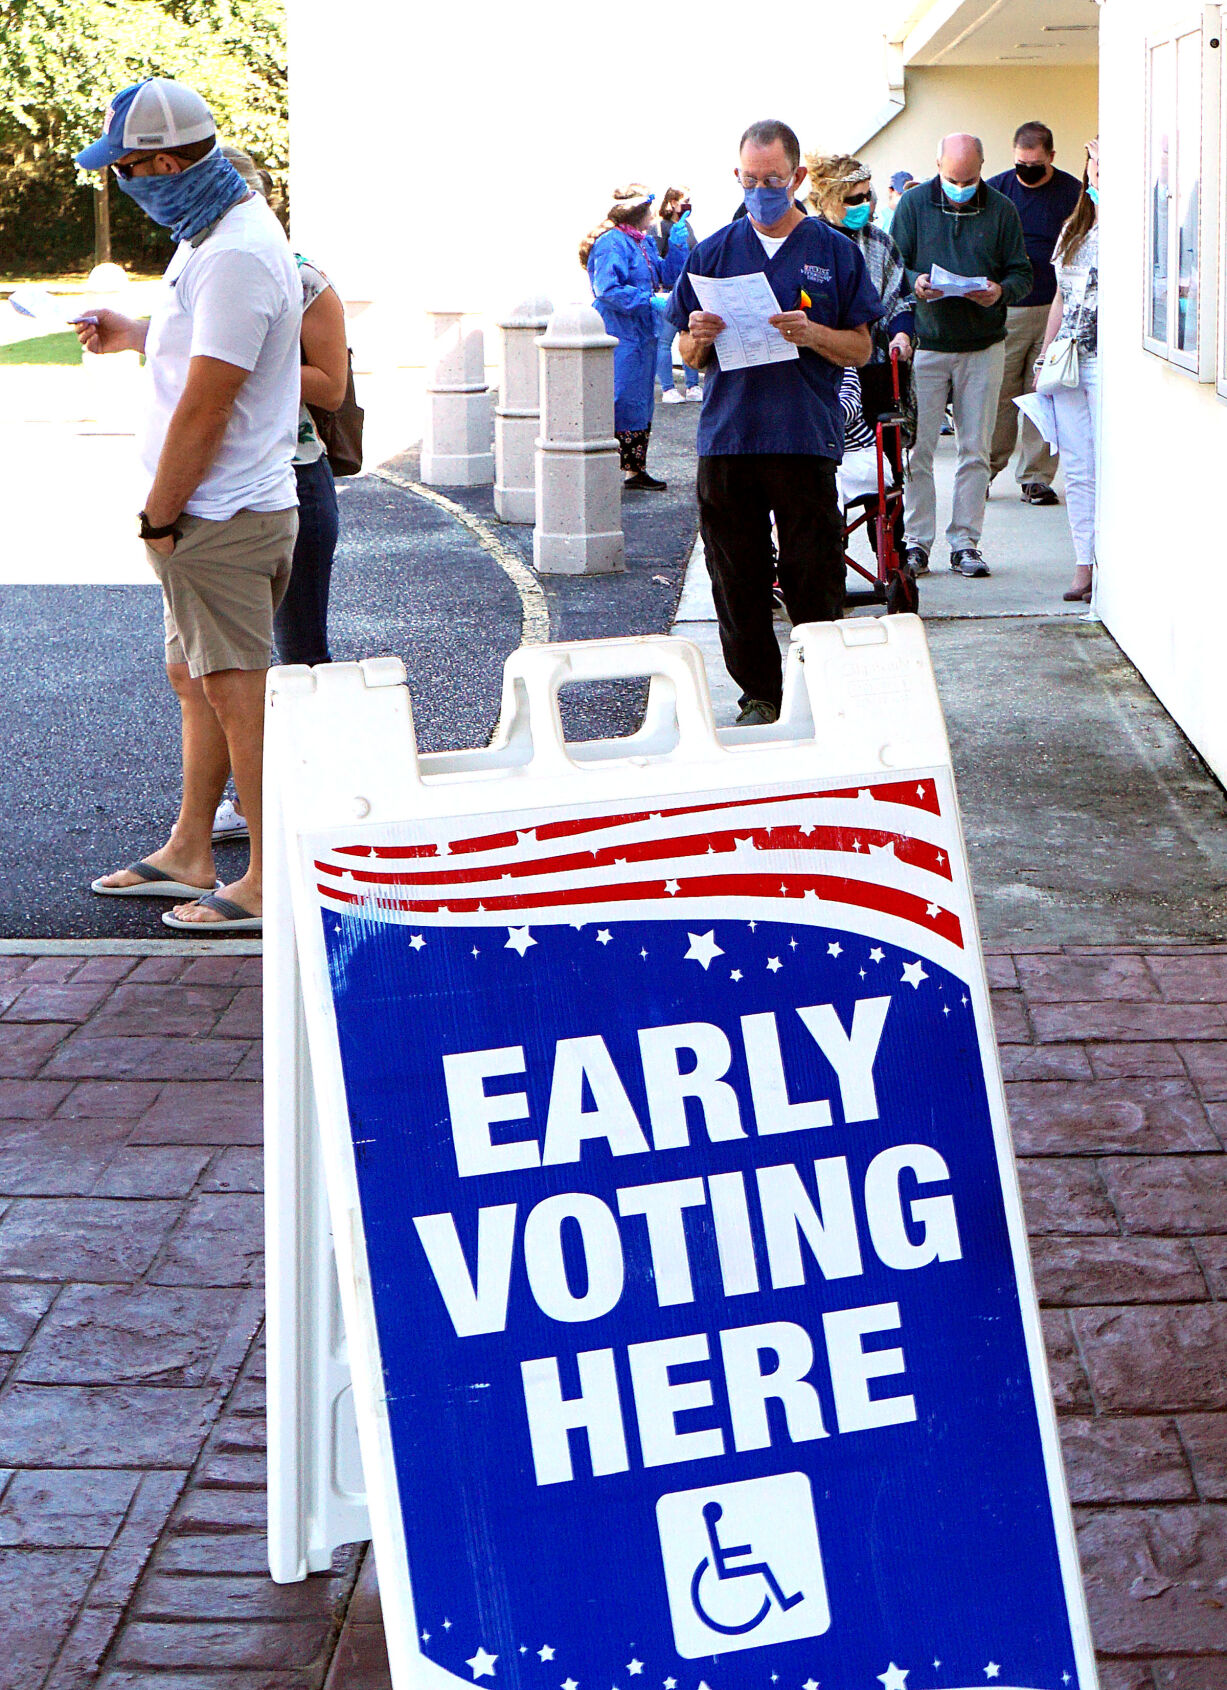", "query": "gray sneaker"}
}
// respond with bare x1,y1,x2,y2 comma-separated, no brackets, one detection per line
950,547,991,578
736,699,779,727
905,545,930,578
